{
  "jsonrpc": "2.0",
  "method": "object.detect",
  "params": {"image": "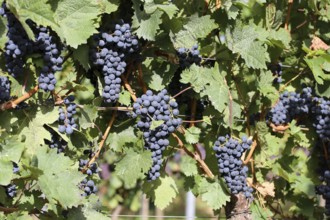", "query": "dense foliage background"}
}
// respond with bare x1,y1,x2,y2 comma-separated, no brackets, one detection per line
0,0,330,219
